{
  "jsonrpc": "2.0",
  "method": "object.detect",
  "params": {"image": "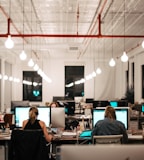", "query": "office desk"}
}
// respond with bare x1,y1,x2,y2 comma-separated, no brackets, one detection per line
0,134,10,160
53,135,90,145
53,130,144,145
128,134,144,144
